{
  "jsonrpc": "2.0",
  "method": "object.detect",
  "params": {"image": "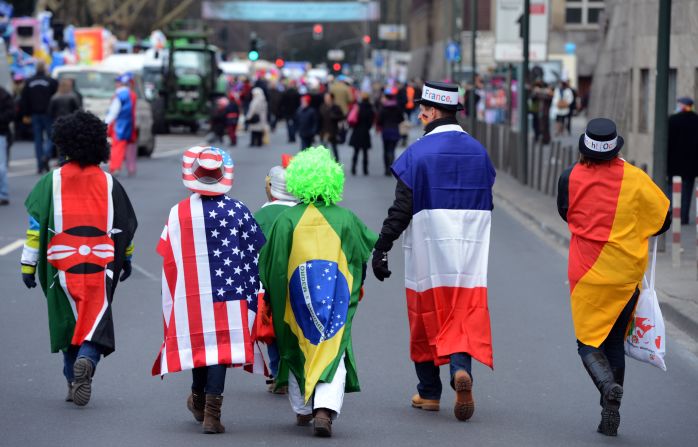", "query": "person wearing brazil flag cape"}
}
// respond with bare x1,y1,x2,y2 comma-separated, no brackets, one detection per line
259,146,377,438
20,111,137,407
